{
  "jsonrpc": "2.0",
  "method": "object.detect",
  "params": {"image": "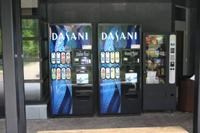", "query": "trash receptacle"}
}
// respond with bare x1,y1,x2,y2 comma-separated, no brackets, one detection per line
178,79,194,112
